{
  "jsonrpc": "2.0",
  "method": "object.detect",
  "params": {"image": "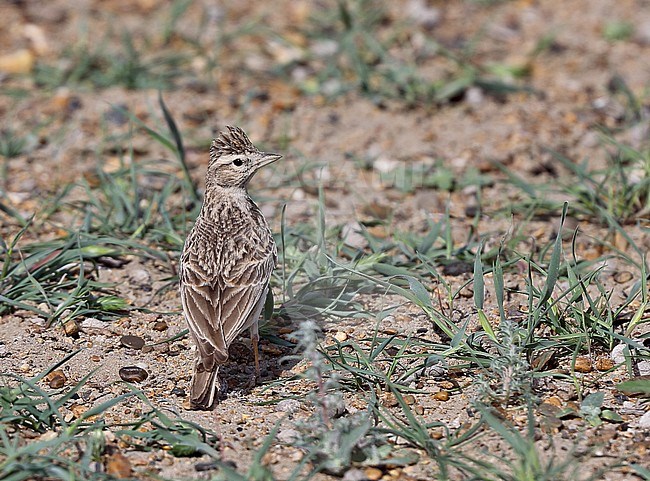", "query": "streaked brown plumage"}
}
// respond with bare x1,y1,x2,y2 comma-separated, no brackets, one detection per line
179,126,280,410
